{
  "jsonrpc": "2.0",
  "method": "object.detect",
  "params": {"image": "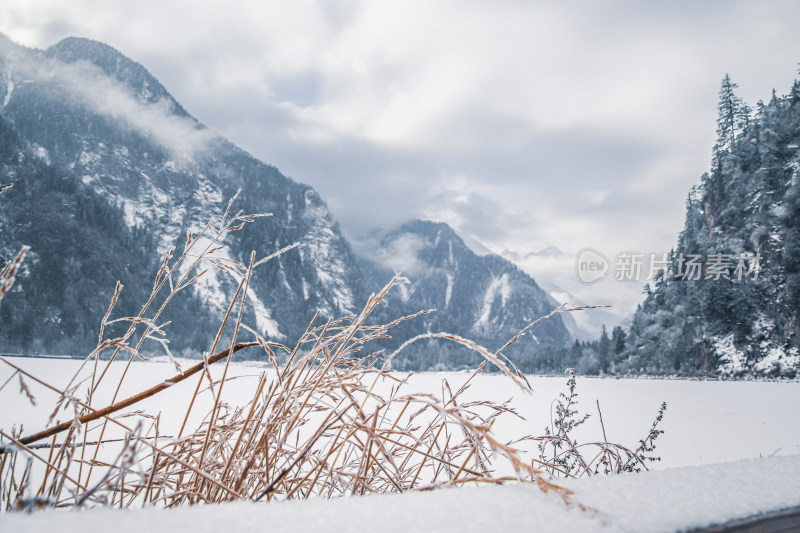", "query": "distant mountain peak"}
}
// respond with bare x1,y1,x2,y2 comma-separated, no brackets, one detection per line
44,36,187,115
0,33,15,48
46,36,124,61
377,219,478,273
385,219,457,240
383,219,493,258
359,219,572,368
0,33,26,64
529,246,565,258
